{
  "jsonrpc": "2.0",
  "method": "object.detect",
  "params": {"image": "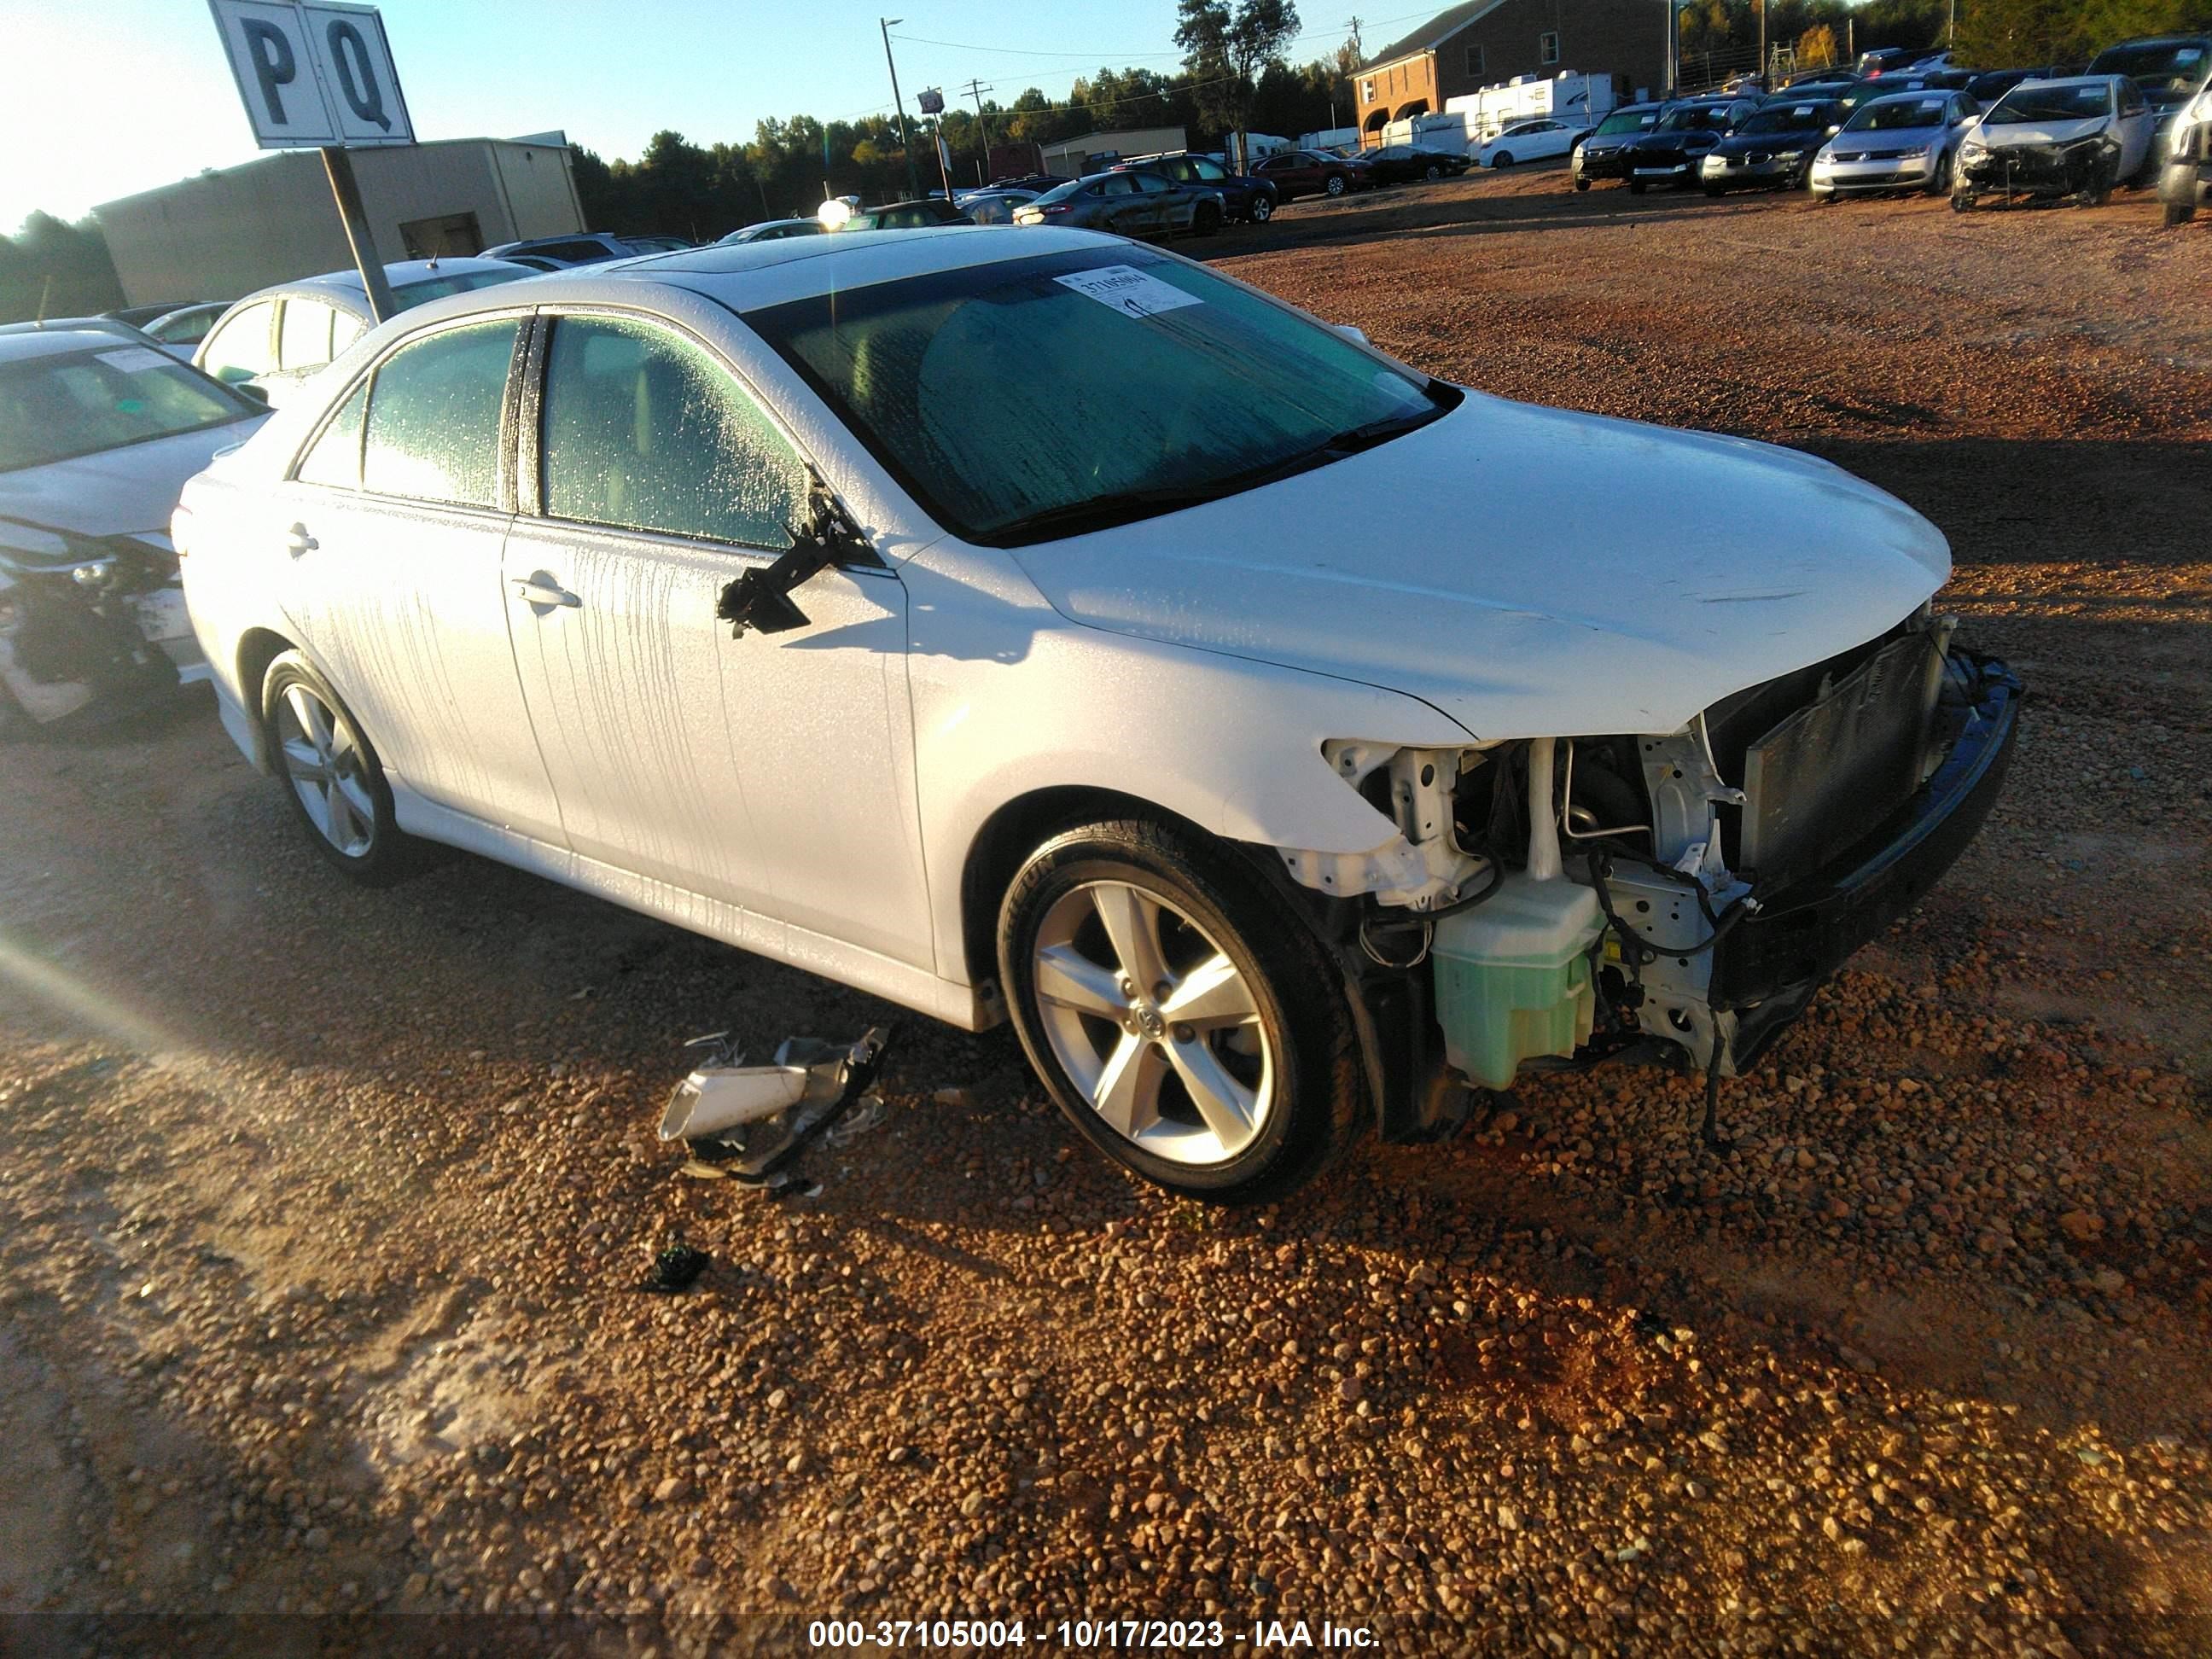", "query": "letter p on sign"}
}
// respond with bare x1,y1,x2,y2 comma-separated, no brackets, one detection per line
209,0,414,148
